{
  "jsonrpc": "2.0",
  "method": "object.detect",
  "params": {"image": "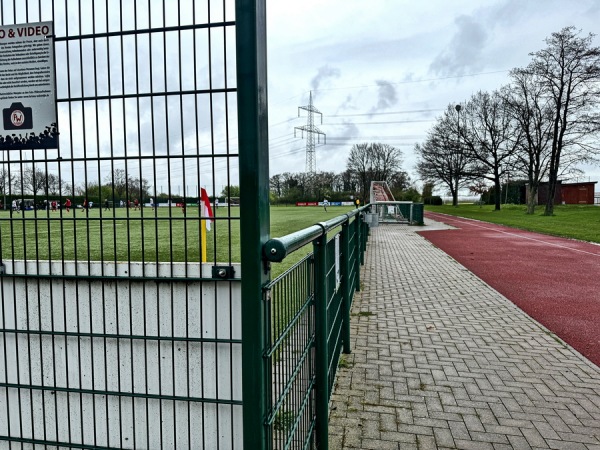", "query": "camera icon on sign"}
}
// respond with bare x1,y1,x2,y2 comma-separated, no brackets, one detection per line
3,102,33,130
